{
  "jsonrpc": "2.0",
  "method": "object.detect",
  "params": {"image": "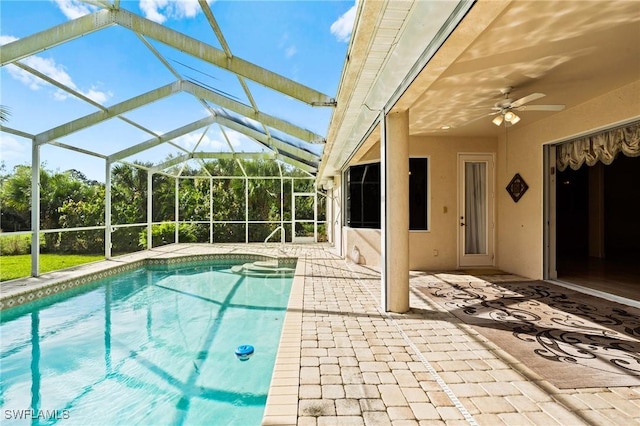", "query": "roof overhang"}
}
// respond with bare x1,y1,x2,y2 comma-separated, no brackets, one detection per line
320,0,640,179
